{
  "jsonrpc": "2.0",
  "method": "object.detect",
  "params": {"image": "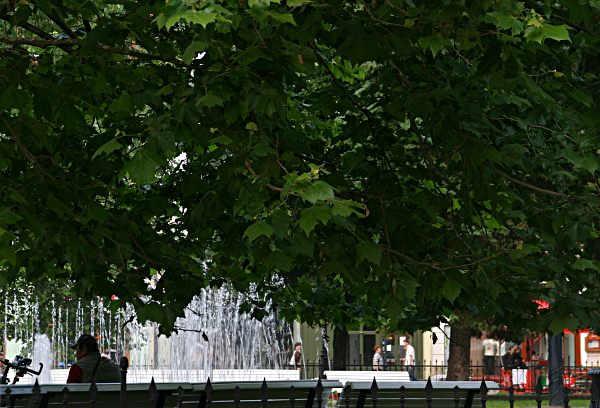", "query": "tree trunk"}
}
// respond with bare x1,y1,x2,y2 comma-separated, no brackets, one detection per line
333,326,348,370
446,325,472,381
